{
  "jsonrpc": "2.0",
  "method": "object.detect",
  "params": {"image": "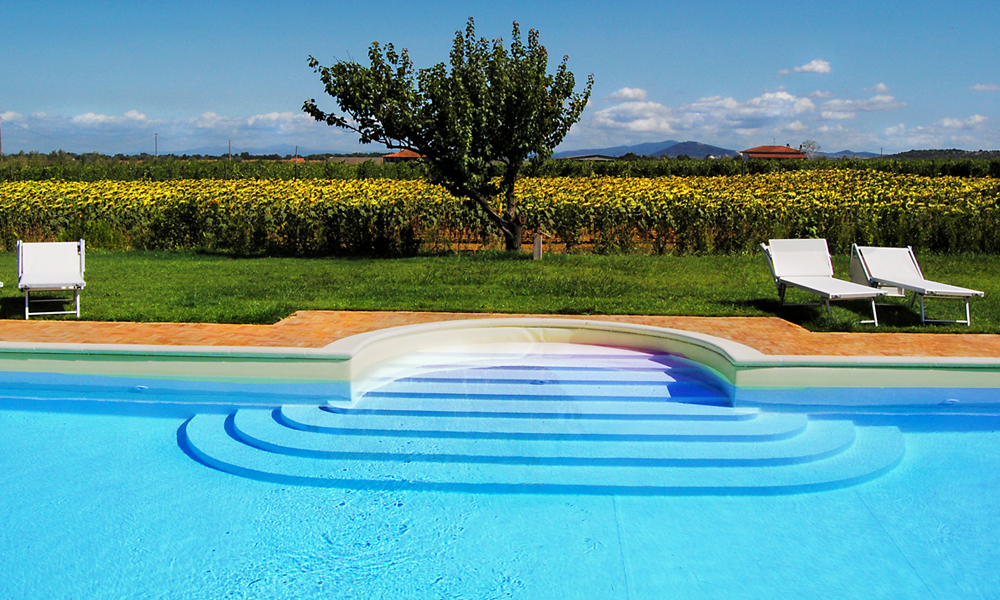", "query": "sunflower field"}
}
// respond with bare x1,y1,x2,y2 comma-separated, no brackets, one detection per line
1,171,998,255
